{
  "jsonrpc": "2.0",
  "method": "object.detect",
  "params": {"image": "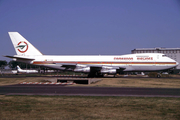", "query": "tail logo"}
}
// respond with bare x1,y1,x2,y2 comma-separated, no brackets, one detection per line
16,41,28,53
